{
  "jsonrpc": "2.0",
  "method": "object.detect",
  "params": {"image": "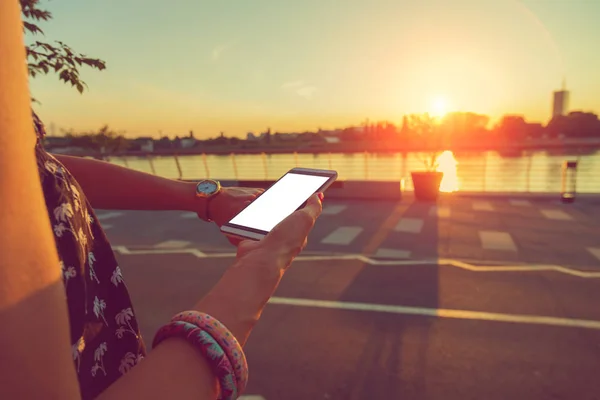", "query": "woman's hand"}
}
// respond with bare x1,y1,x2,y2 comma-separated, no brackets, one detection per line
194,193,323,345
201,186,263,244
235,192,323,268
